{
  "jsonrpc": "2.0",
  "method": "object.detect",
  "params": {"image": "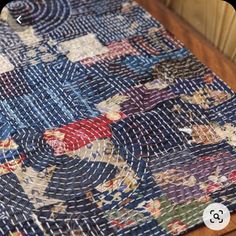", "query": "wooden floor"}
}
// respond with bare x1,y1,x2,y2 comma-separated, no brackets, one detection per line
135,0,236,235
